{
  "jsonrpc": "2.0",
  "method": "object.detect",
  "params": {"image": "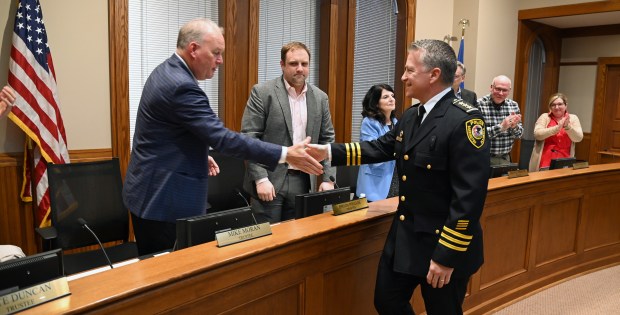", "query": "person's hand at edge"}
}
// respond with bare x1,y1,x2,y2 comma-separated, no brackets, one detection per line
426,259,454,289
207,155,220,176
256,180,276,201
0,85,17,117
286,137,323,175
318,181,334,192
